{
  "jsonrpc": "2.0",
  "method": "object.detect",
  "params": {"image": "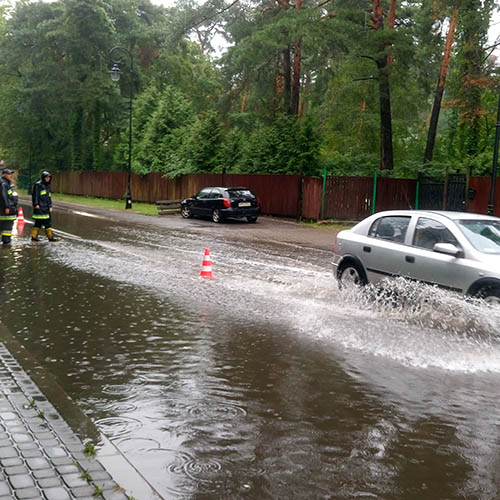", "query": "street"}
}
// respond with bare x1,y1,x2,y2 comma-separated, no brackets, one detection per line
1,199,500,500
